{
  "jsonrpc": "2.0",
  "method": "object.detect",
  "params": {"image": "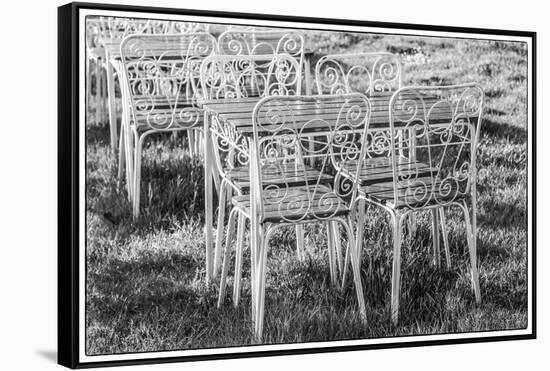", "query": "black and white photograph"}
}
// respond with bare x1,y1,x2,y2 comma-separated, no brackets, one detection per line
55,1,535,368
